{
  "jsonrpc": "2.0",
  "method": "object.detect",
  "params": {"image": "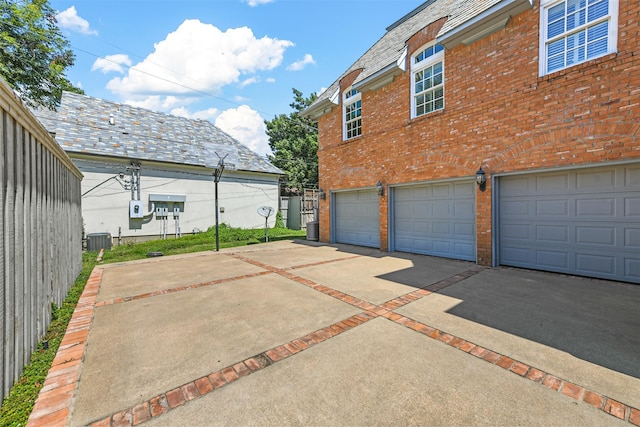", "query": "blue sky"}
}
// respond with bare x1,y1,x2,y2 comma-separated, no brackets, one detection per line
50,0,426,156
